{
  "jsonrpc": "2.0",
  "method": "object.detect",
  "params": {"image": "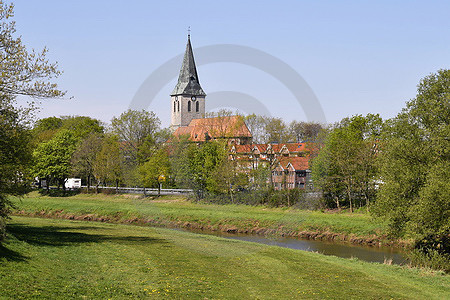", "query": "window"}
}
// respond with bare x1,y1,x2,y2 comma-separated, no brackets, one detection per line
173,101,176,112
196,101,199,112
188,101,191,112
177,101,180,112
